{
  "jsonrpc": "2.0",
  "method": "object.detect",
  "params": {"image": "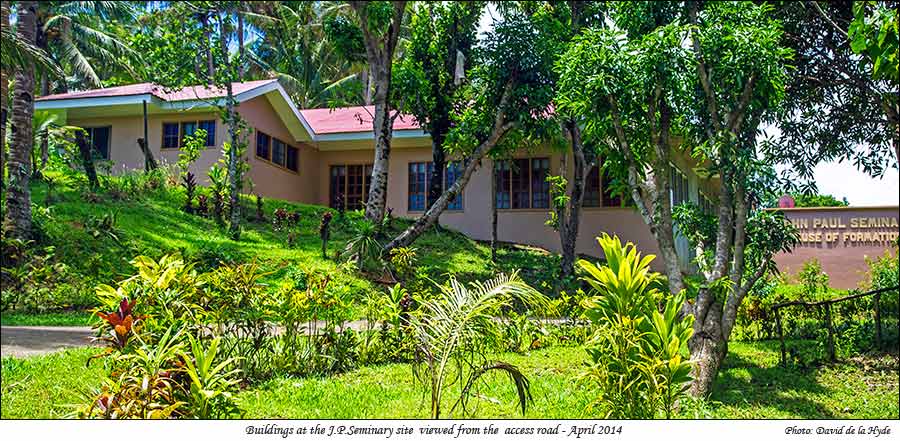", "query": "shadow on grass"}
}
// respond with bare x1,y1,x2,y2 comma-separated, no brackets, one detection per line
711,344,837,418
